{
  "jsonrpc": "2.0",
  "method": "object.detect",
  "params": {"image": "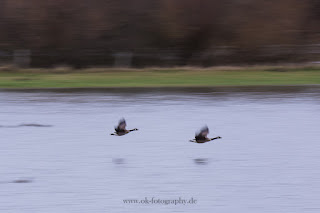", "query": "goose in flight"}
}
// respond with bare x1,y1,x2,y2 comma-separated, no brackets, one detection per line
110,118,138,136
190,125,221,143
